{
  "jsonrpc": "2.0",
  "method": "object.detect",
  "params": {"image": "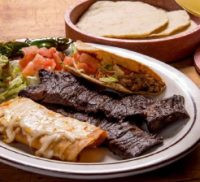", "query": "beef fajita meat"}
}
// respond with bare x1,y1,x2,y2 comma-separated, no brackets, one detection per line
46,105,163,159
145,95,189,132
19,70,189,133
19,70,153,120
